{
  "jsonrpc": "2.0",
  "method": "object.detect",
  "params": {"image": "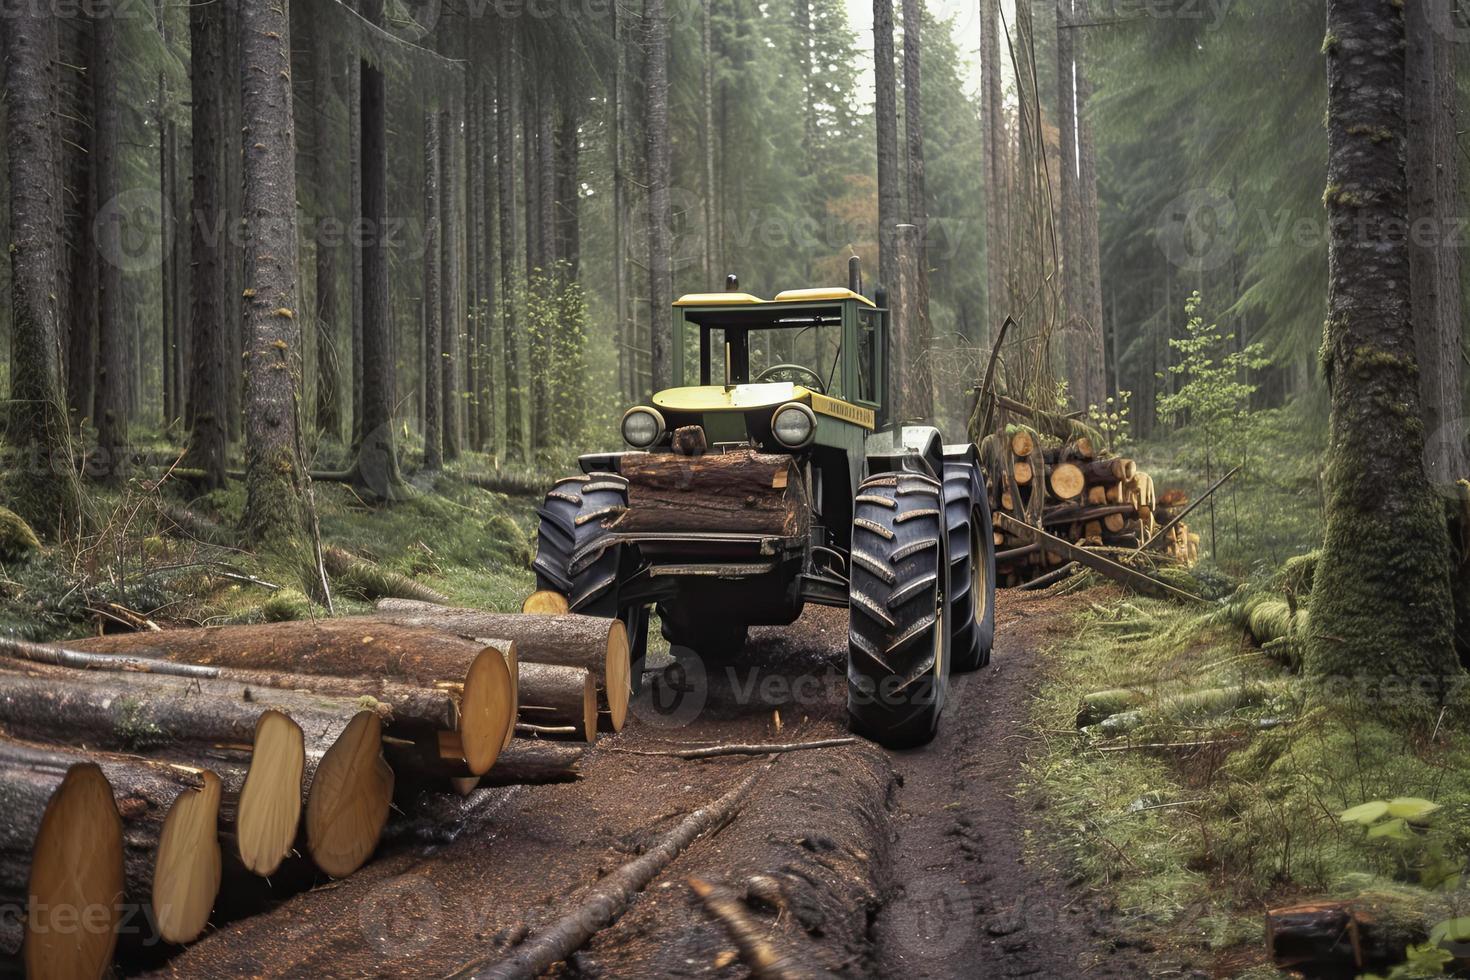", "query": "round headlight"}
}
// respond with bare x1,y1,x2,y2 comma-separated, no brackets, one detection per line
771,403,816,449
621,407,665,448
